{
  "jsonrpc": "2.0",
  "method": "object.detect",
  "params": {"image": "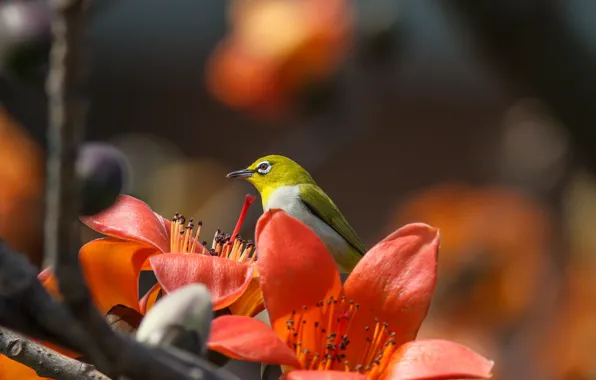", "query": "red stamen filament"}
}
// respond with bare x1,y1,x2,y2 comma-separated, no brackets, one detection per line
230,194,256,243
284,297,397,379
